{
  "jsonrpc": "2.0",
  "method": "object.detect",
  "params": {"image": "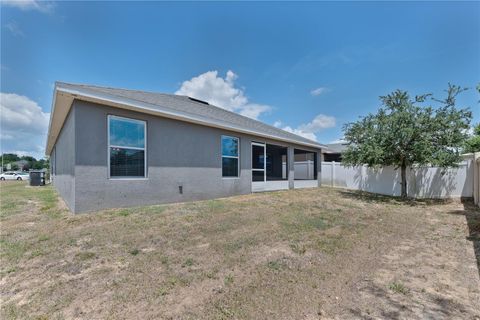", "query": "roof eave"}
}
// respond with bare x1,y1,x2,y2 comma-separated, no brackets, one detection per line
45,86,60,156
